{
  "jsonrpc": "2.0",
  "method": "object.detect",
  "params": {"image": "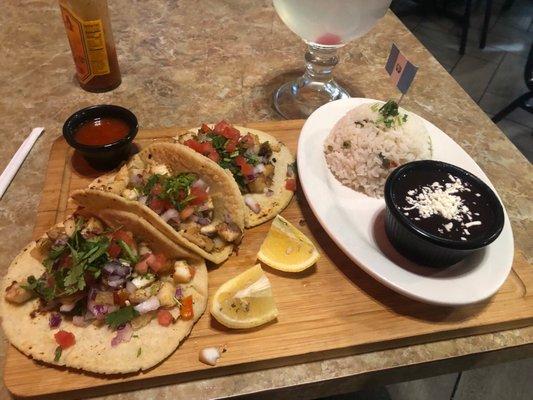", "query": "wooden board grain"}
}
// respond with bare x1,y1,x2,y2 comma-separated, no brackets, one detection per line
4,120,533,398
